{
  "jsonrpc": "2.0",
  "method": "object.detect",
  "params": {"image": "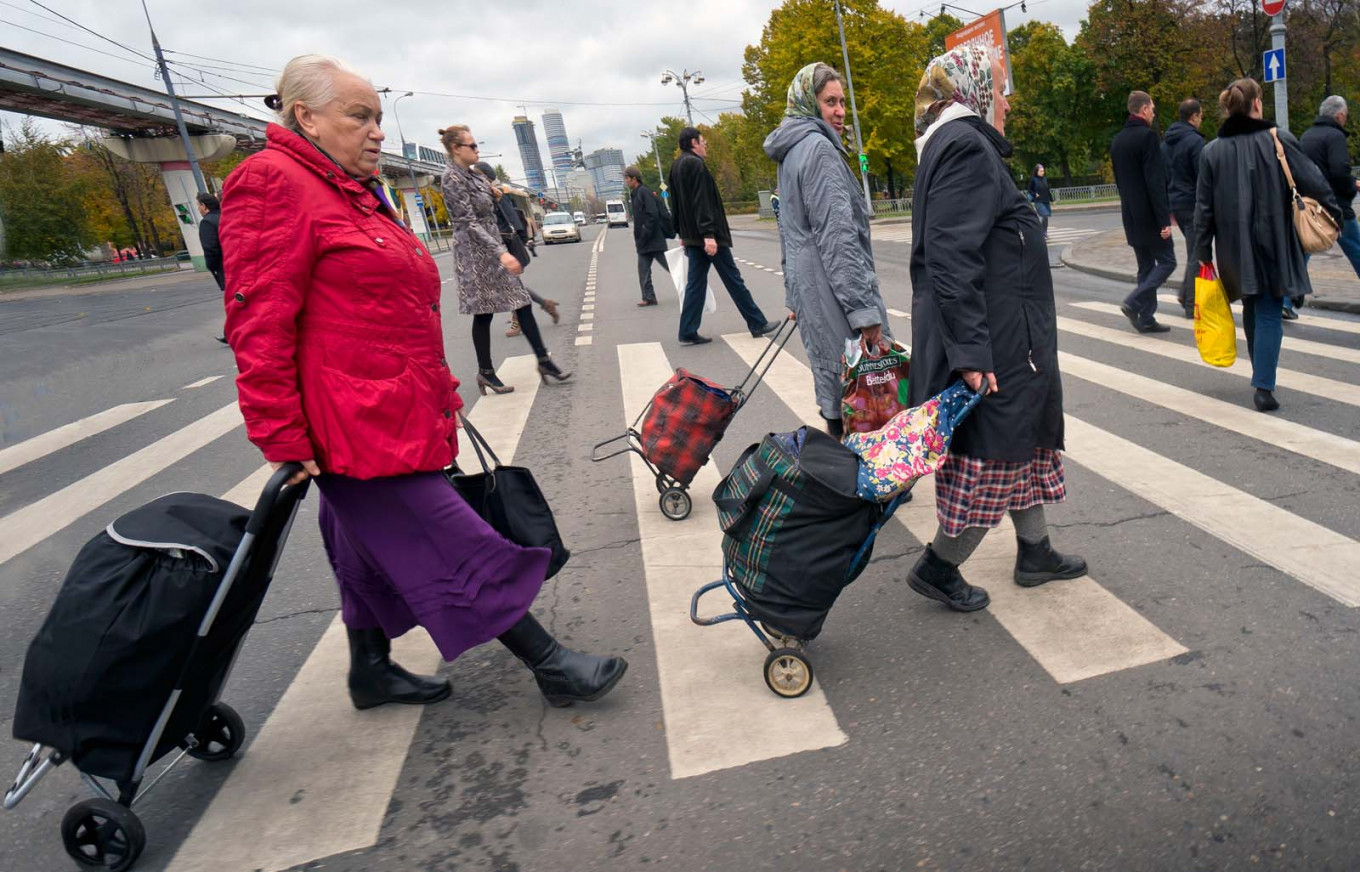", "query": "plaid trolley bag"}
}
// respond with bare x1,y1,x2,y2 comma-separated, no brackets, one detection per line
592,318,797,522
